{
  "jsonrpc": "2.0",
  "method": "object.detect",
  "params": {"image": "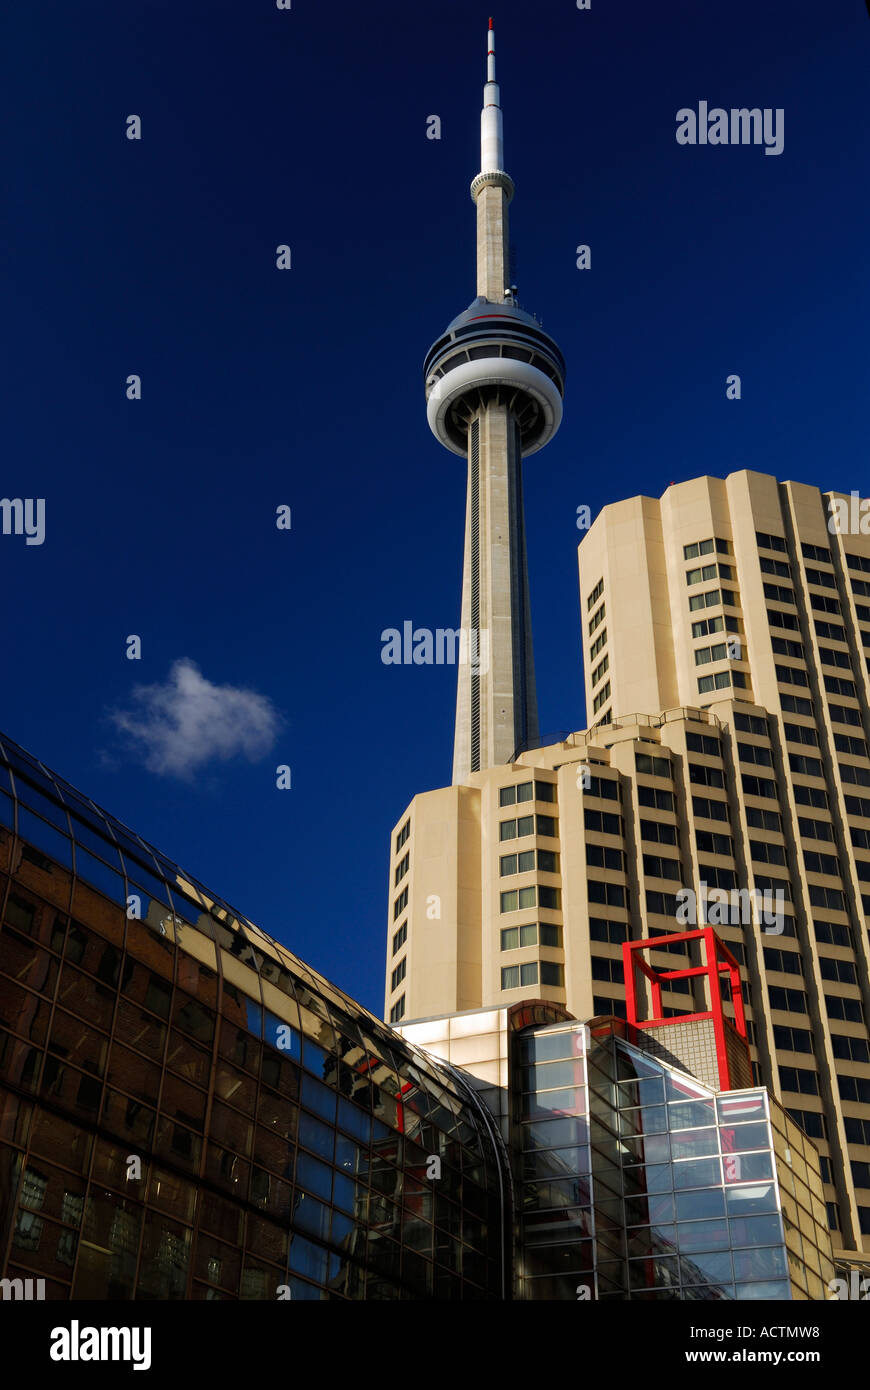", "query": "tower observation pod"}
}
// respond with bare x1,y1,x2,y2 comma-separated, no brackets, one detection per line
424,19,566,784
